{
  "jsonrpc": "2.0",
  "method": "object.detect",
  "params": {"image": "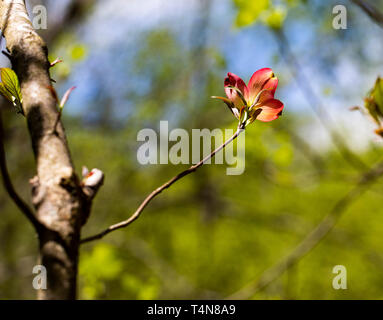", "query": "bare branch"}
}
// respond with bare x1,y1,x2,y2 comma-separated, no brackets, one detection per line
227,160,383,299
351,0,383,28
81,127,244,244
0,109,40,230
